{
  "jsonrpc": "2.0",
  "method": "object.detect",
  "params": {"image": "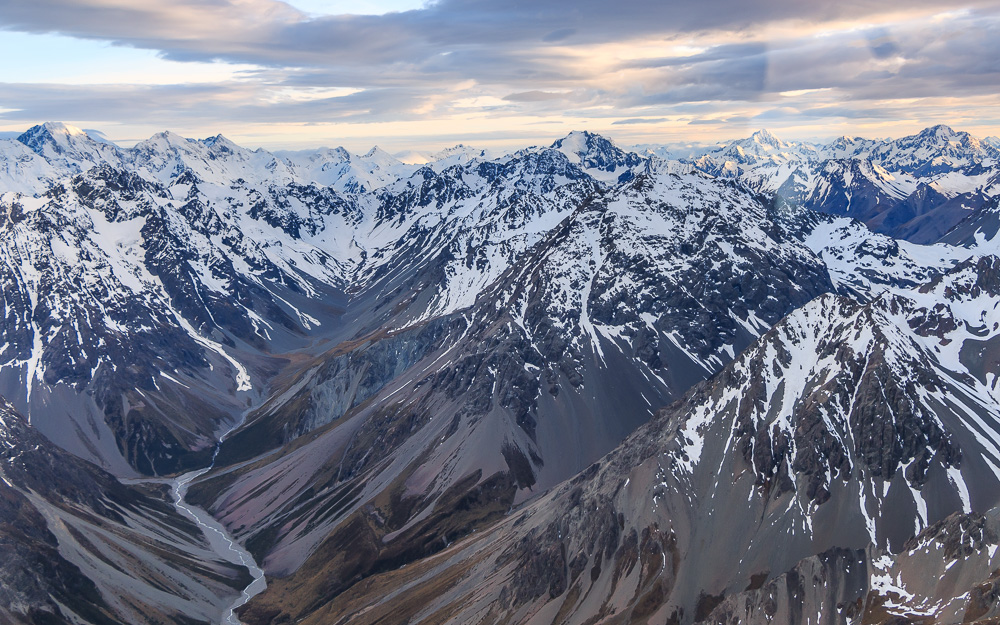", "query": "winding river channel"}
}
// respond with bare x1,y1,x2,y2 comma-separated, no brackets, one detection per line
166,414,267,625
171,464,266,625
